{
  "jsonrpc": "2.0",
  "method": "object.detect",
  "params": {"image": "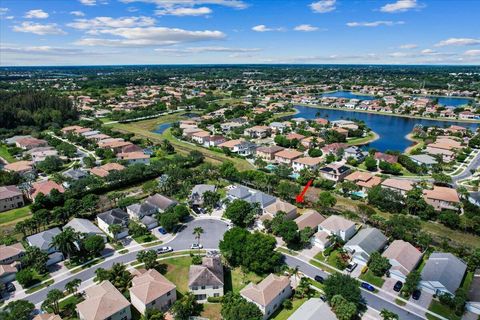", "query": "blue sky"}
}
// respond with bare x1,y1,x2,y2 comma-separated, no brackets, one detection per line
1,0,479,66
